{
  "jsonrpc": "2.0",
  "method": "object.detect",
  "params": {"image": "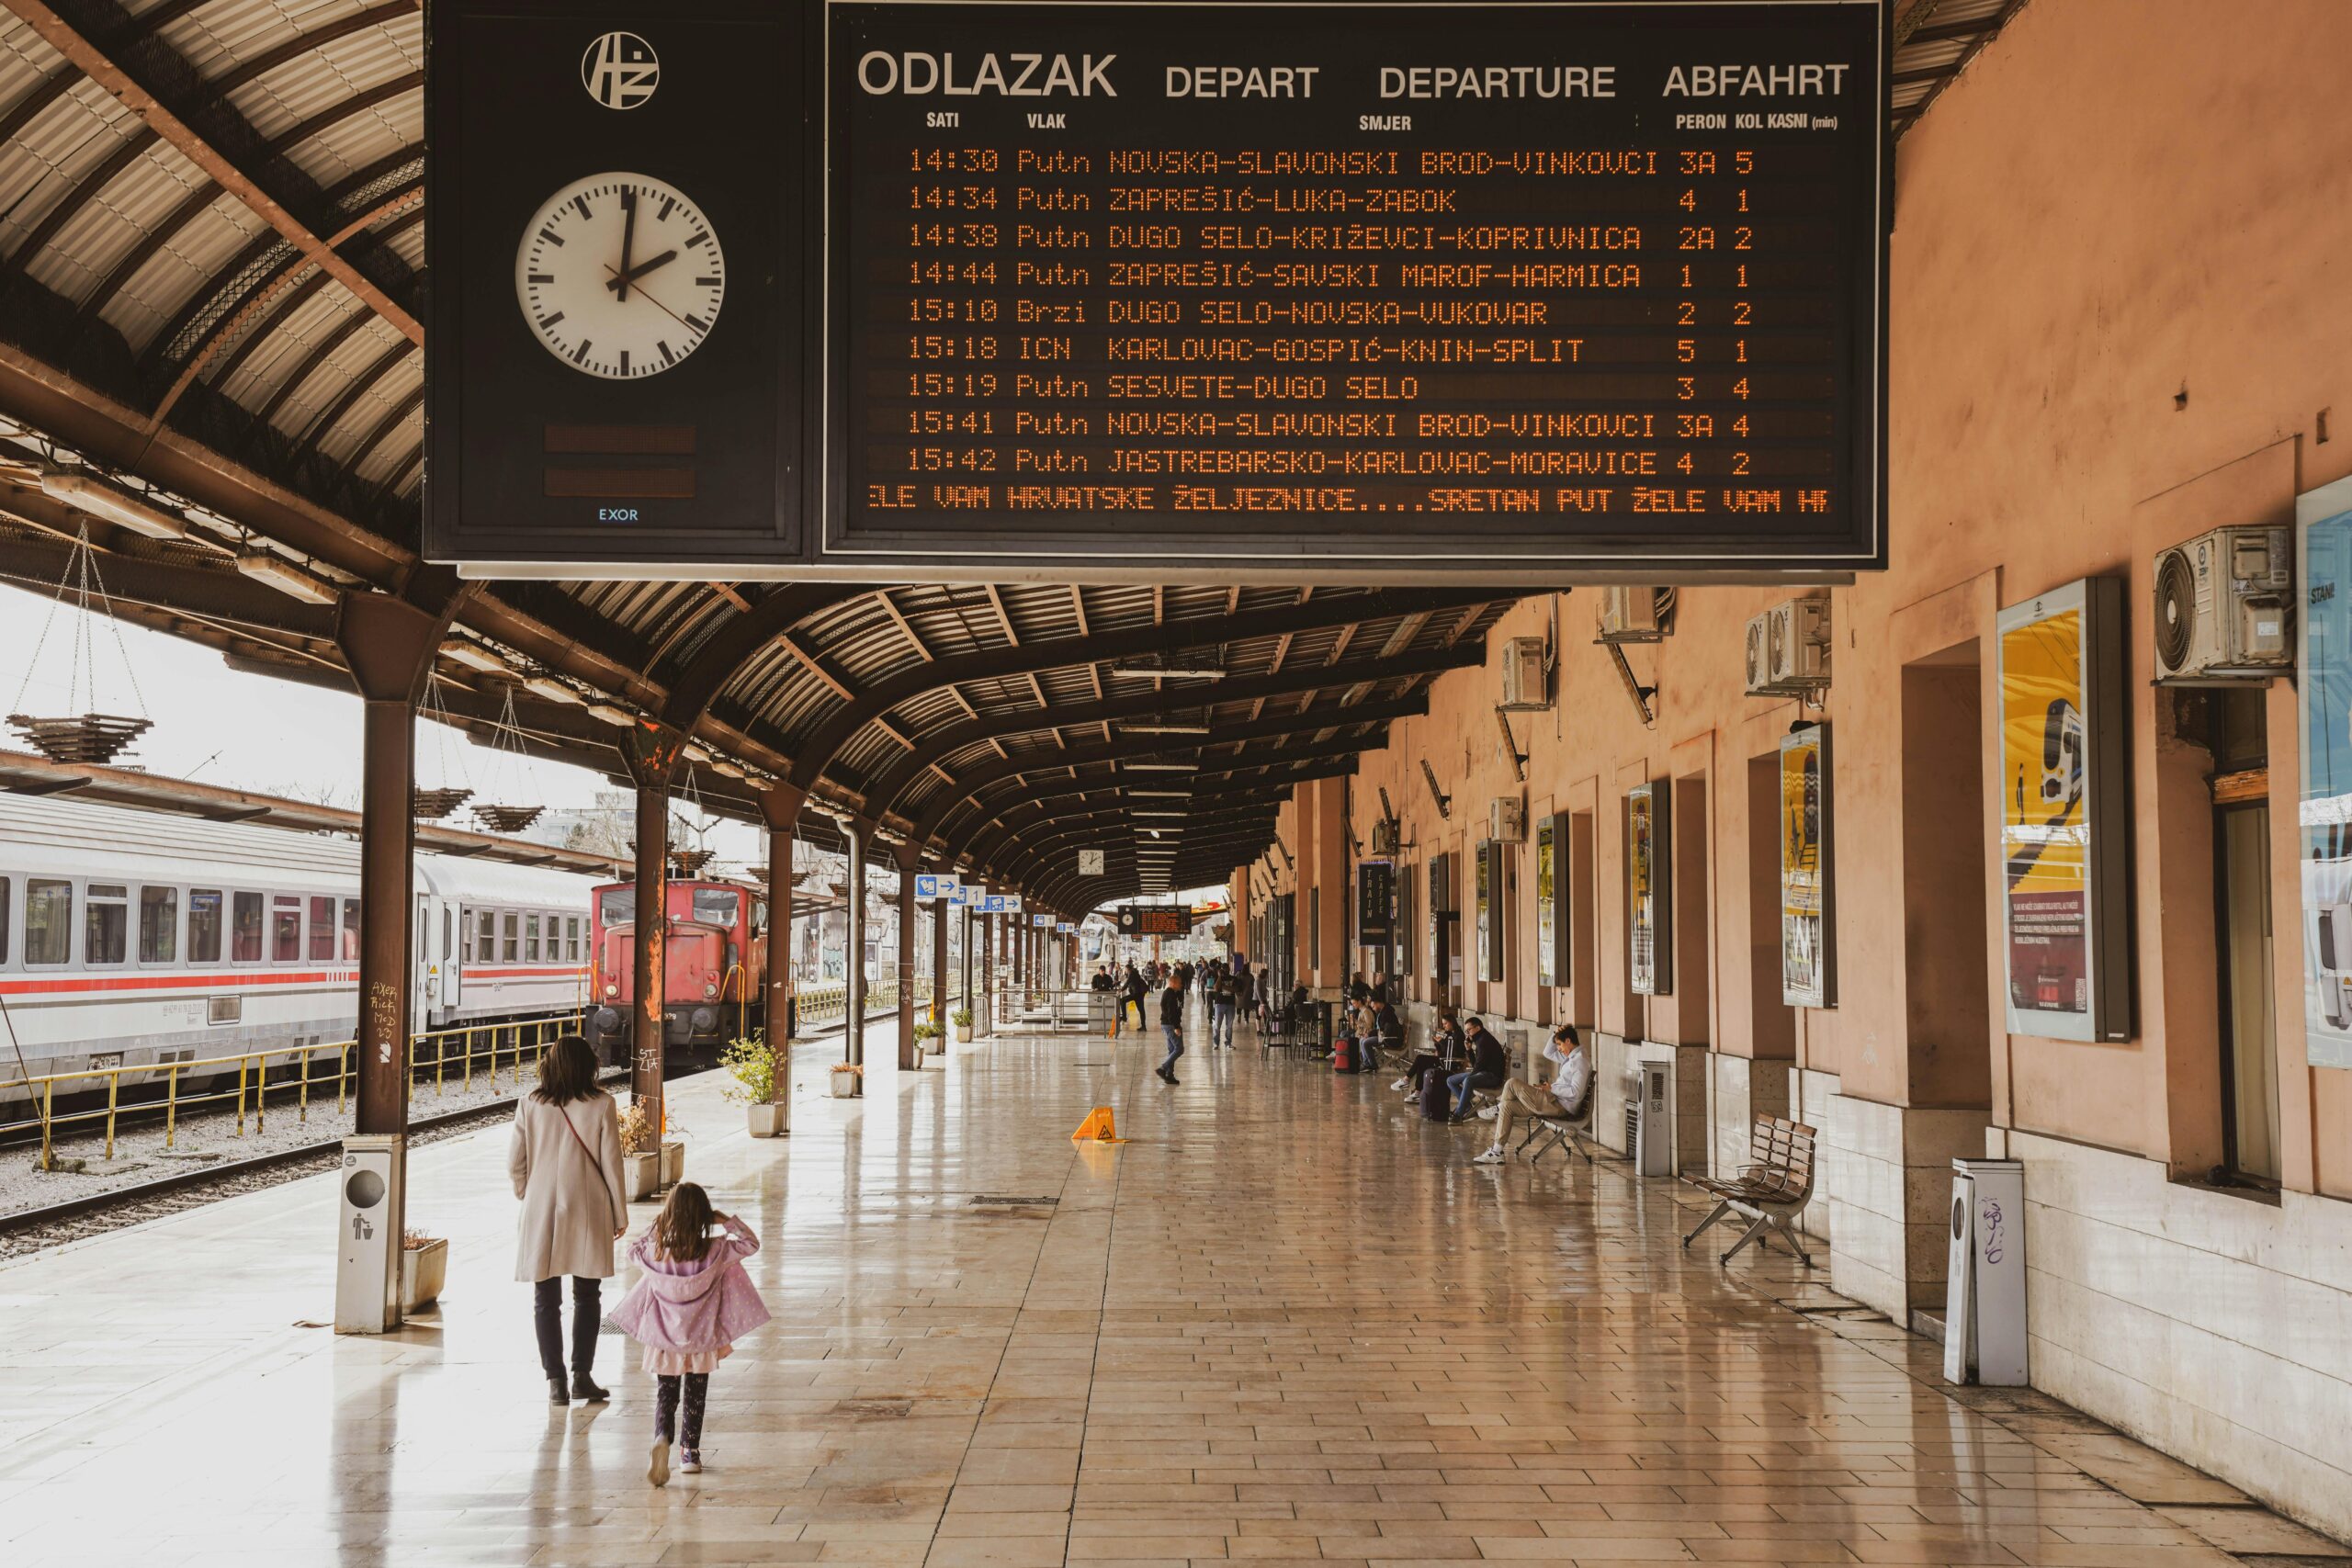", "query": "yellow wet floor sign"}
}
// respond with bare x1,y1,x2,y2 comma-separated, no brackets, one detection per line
1070,1106,1126,1144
